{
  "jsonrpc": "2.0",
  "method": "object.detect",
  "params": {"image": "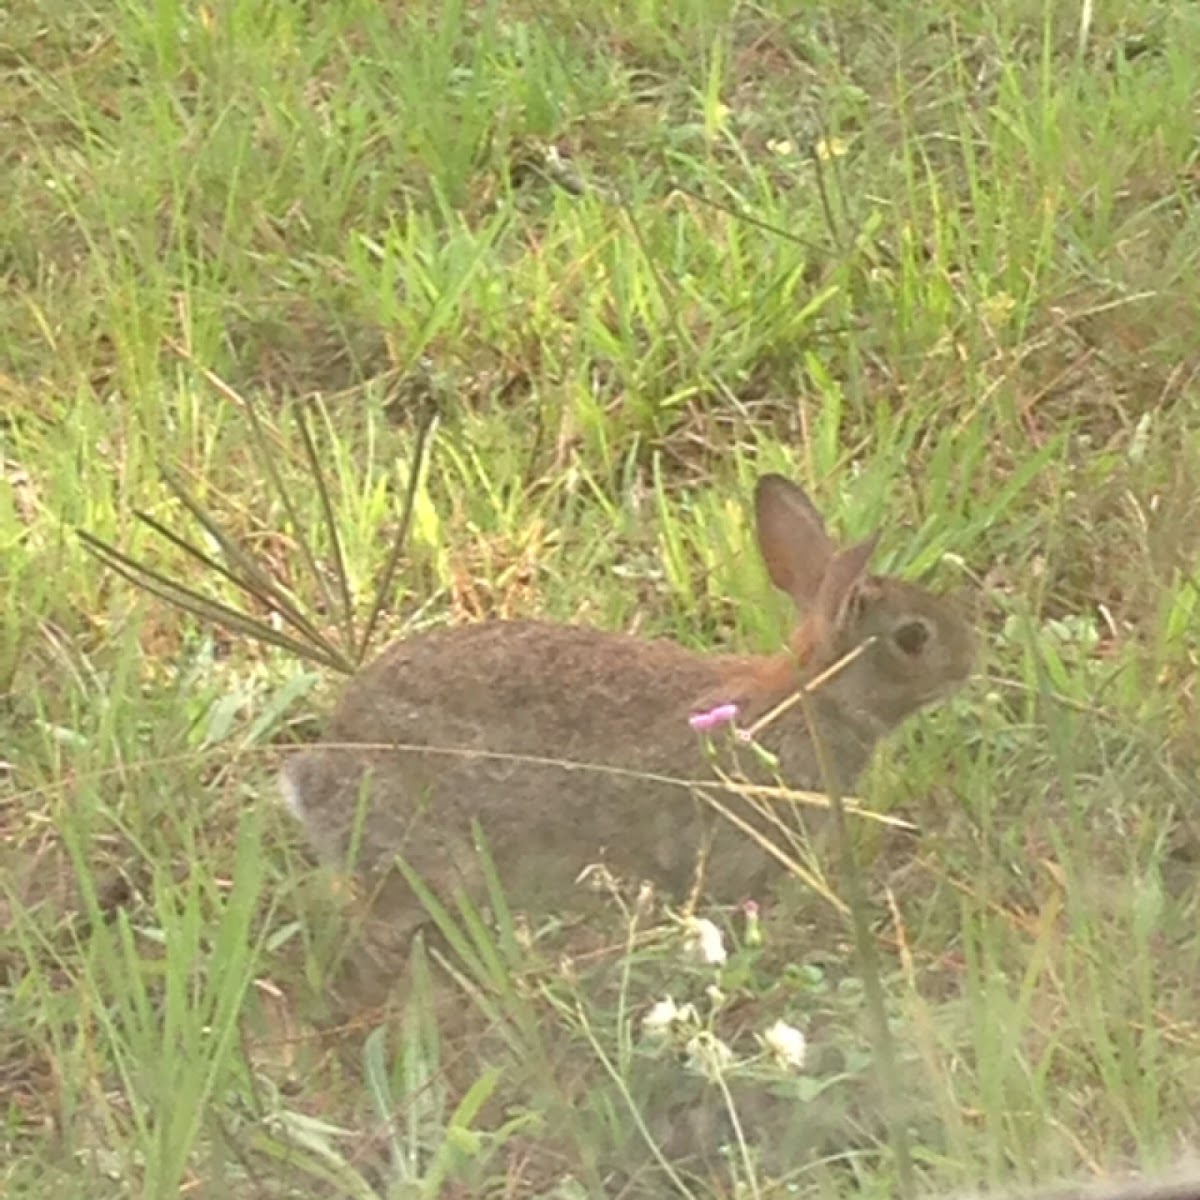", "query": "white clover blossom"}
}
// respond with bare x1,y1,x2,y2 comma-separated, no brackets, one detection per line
641,997,697,1039
685,1031,734,1078
683,916,728,966
761,1019,807,1070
